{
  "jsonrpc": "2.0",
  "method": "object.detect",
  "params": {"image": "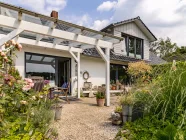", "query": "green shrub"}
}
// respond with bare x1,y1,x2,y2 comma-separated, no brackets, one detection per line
0,40,55,139
117,61,186,139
